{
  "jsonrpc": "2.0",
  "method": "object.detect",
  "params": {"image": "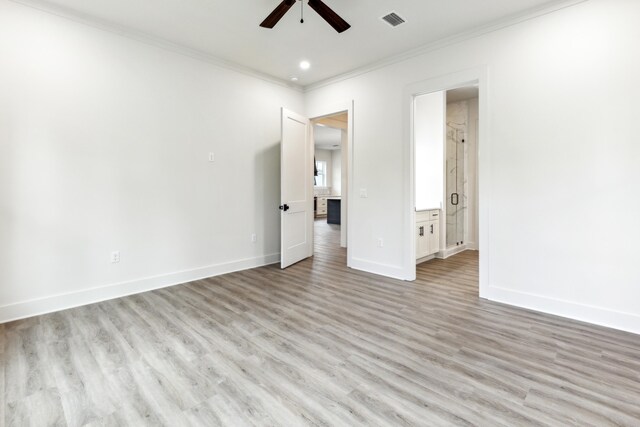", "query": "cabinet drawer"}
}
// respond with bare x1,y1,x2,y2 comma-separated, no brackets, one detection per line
416,209,440,222
416,211,430,222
